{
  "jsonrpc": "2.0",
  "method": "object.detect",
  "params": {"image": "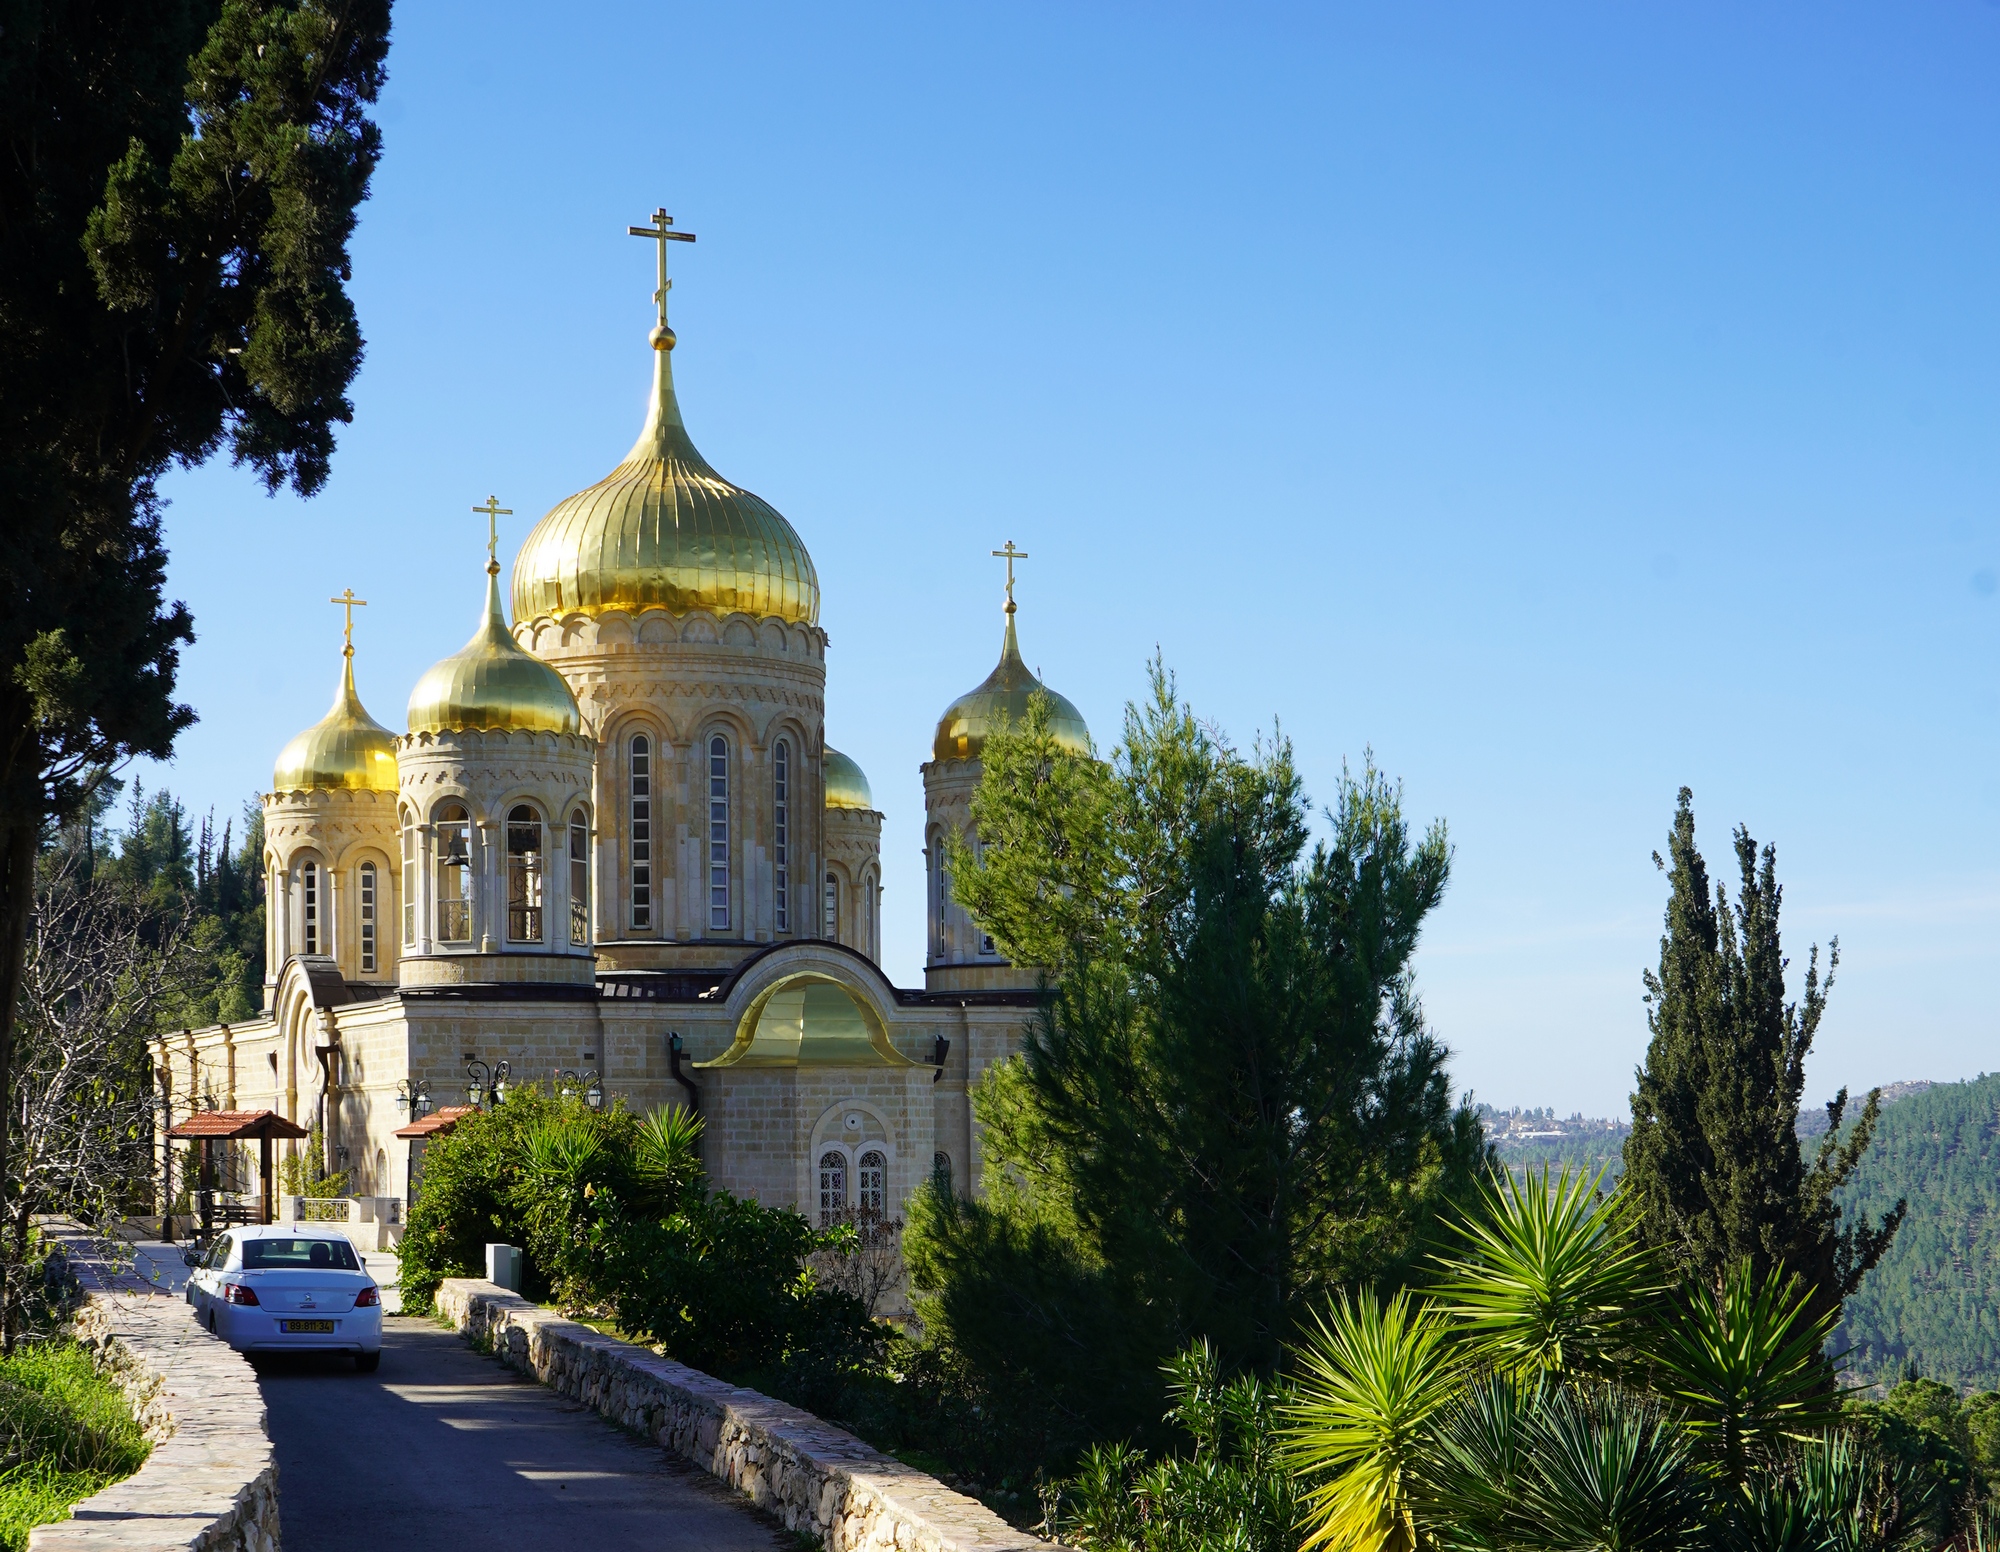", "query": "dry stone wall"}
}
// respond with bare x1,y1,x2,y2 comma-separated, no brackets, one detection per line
35,1288,278,1551
436,1278,1070,1551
